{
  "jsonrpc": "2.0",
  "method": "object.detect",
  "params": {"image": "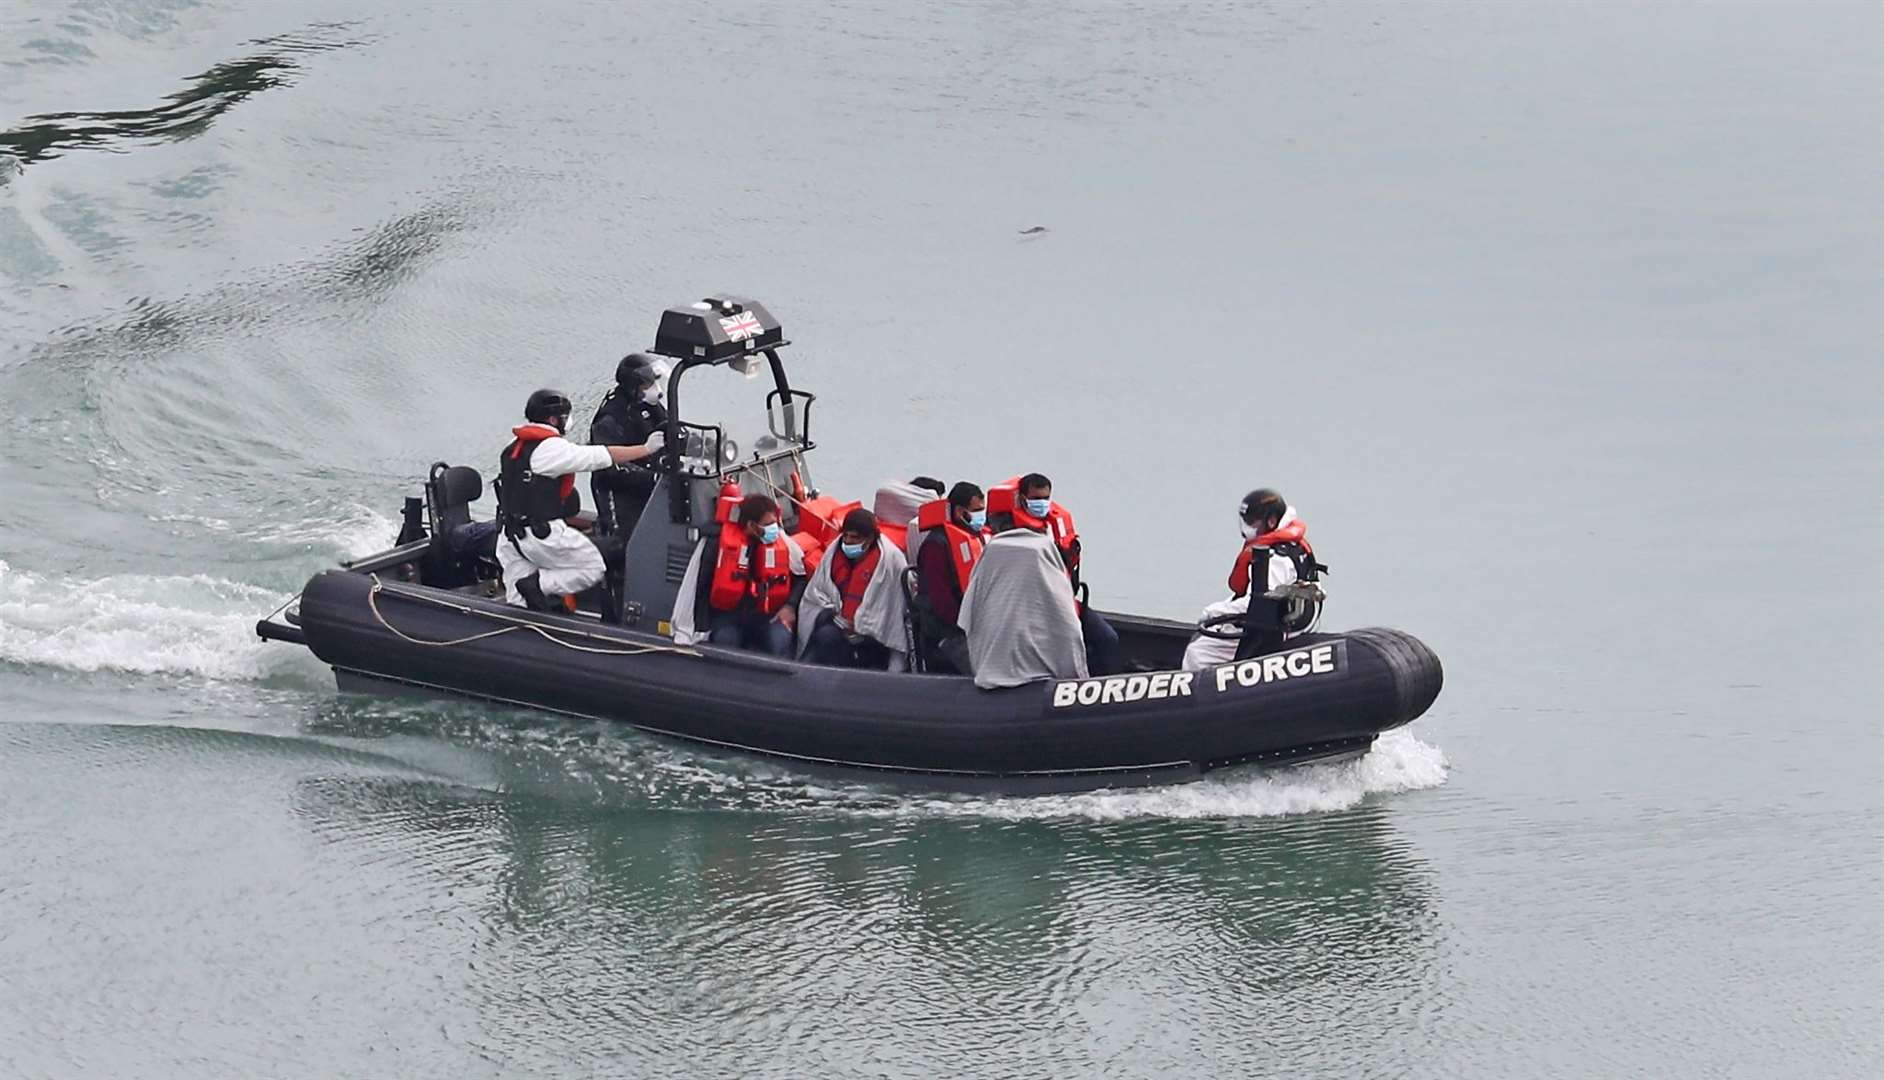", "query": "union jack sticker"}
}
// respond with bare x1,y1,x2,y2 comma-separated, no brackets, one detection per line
720,311,762,341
